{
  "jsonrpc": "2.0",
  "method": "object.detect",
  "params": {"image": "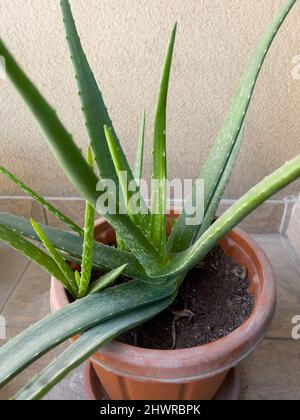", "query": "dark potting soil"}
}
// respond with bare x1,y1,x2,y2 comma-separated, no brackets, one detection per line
117,246,254,349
